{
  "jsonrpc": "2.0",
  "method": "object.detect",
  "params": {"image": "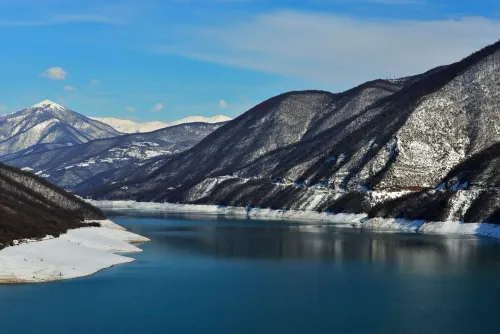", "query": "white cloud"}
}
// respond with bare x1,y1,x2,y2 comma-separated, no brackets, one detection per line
0,14,118,27
64,85,76,91
160,12,500,86
150,103,164,112
41,67,68,80
125,106,135,112
0,1,140,27
219,99,228,108
89,79,102,88
0,104,7,112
